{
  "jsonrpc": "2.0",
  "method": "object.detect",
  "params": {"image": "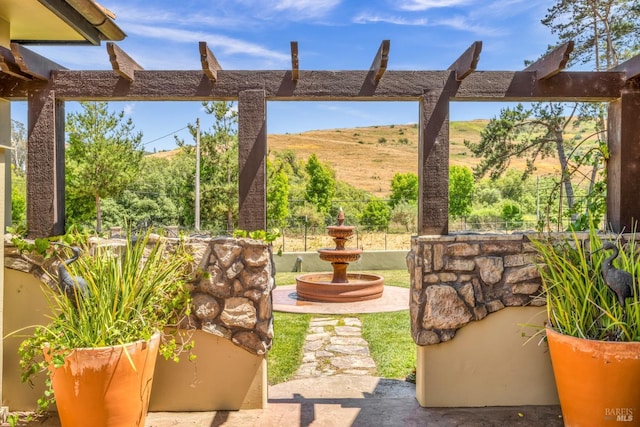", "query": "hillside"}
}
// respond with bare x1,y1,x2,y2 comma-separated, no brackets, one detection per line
267,120,566,198
151,119,585,198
